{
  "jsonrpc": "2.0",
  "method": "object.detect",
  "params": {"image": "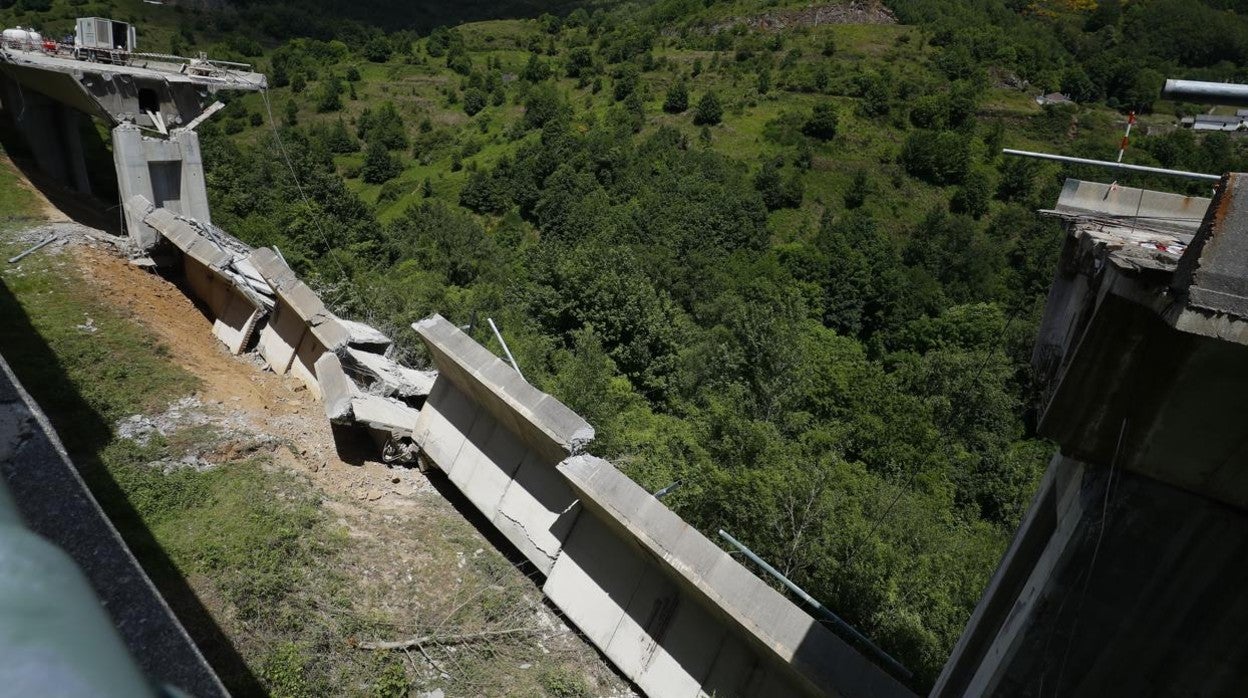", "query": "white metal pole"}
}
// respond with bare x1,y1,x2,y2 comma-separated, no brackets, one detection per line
487,317,523,380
